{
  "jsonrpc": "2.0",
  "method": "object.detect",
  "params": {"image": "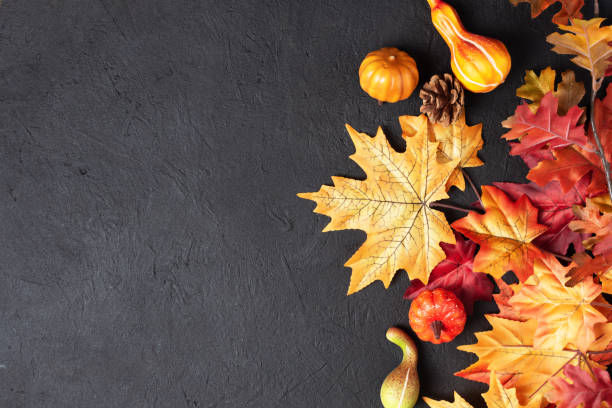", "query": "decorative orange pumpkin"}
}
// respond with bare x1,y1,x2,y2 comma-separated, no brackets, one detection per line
408,288,466,344
427,0,511,93
359,47,419,104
